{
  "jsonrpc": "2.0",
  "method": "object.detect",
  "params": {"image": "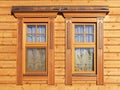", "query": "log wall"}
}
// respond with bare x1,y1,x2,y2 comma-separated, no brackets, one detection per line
0,0,120,89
